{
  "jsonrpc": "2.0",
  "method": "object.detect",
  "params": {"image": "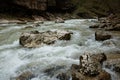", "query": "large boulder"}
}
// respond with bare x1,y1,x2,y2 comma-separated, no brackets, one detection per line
95,31,112,41
19,30,72,48
71,53,111,80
